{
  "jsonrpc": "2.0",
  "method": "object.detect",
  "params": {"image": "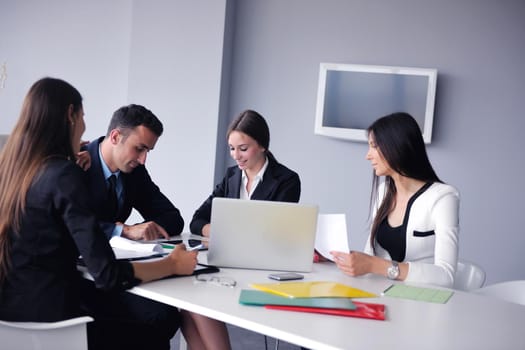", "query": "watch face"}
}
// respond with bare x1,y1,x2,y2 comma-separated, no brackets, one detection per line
387,262,400,280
